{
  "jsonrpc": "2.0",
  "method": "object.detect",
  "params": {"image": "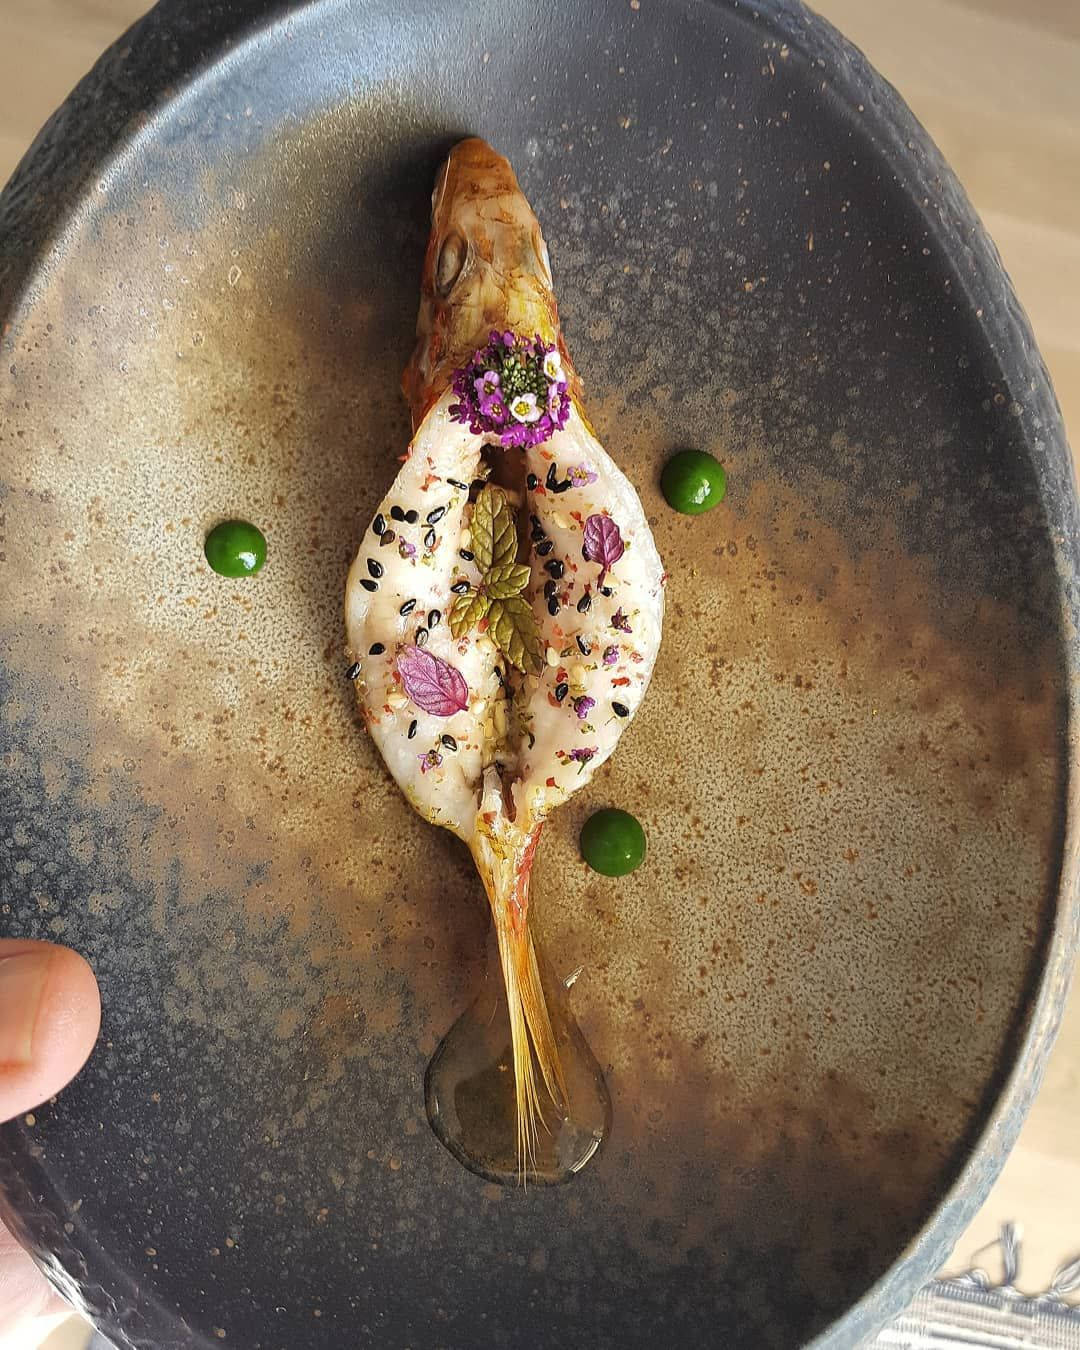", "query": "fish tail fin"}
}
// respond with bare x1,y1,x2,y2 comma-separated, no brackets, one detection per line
475,808,568,1183
490,897,568,1183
